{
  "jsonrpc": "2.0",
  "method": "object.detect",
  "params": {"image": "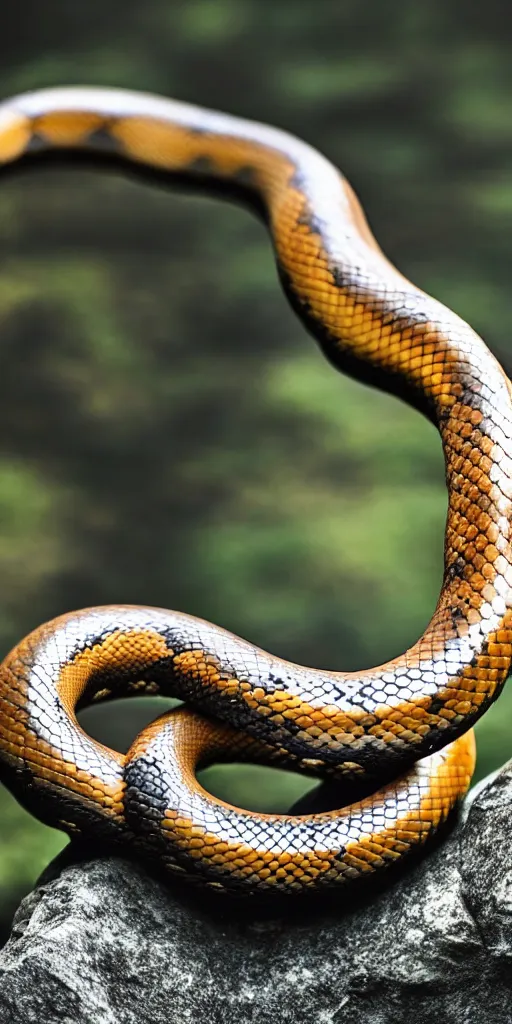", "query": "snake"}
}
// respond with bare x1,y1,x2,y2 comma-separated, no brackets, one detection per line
0,87,510,897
